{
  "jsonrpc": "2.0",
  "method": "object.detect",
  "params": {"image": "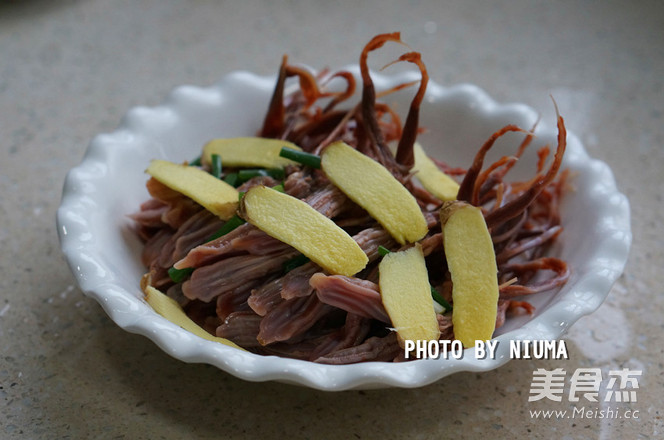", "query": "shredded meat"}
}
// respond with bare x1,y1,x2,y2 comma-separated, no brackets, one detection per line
257,294,334,345
182,249,299,302
310,273,389,323
314,332,402,364
132,32,571,364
